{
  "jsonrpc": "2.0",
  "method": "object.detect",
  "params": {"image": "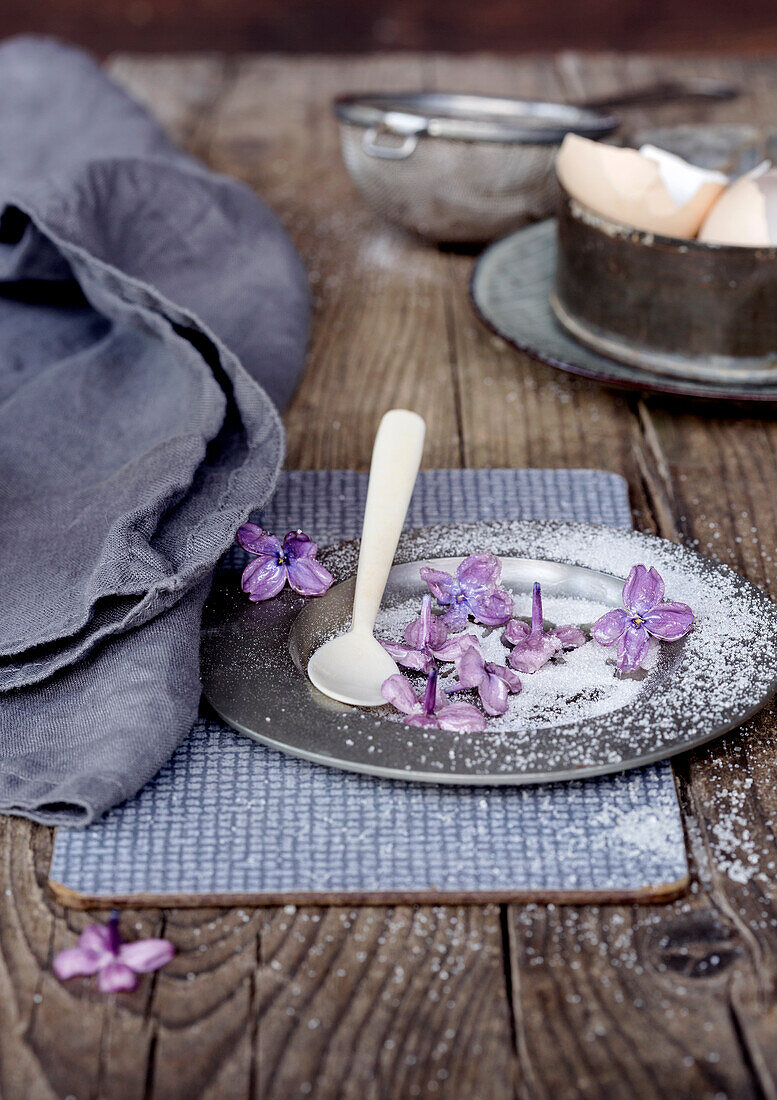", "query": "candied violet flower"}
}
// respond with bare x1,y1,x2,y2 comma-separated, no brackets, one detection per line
420,553,513,631
237,523,334,601
381,668,486,732
380,594,478,673
592,564,694,673
504,582,587,674
447,638,522,716
53,911,175,994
